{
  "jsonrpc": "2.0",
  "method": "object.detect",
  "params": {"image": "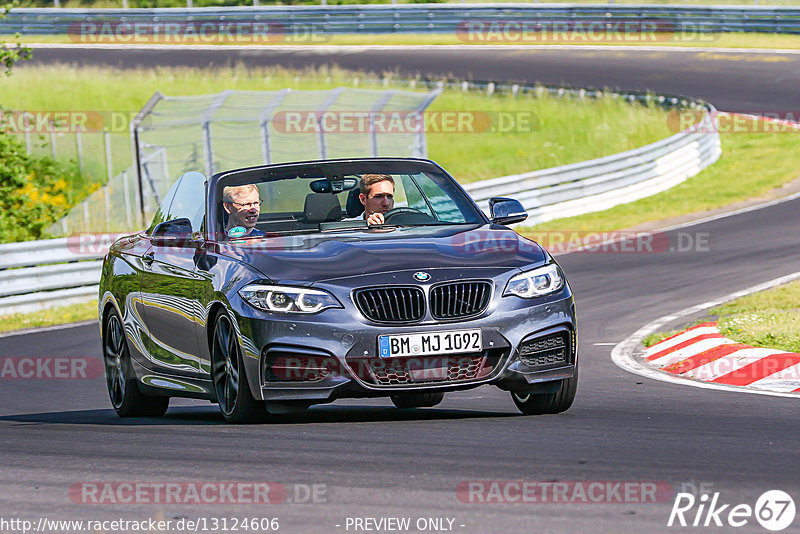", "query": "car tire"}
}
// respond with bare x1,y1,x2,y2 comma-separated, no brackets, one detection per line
210,311,269,424
511,367,578,415
102,311,169,417
390,391,445,409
